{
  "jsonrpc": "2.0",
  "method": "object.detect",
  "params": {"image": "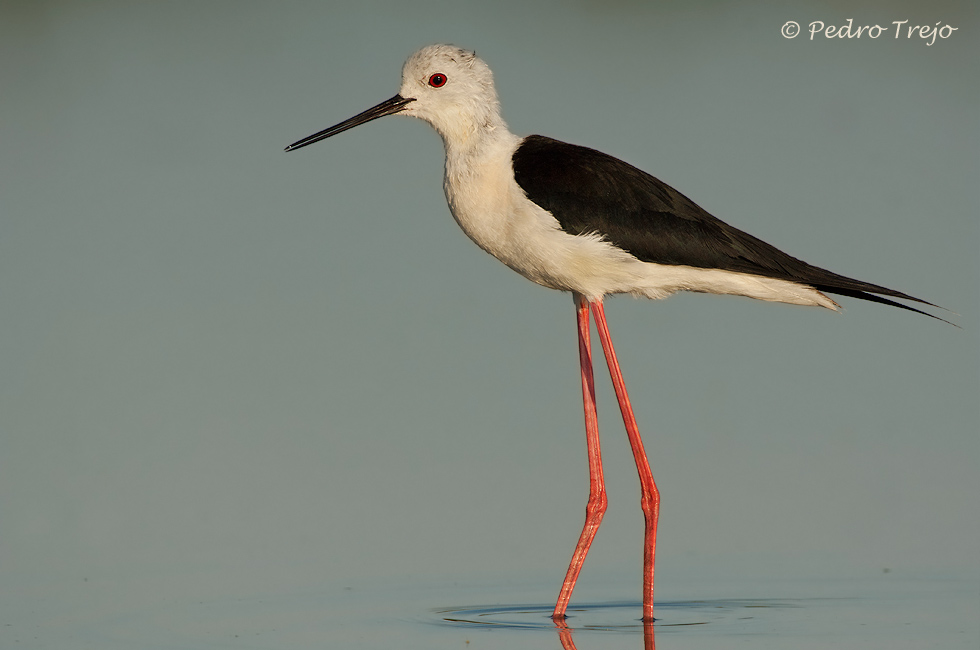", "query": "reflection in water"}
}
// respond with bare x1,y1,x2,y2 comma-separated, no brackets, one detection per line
555,617,655,650
435,599,806,649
